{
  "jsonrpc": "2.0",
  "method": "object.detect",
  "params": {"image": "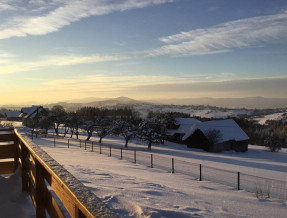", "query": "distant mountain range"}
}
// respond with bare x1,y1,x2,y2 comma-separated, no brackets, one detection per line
43,97,146,110
2,96,287,110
